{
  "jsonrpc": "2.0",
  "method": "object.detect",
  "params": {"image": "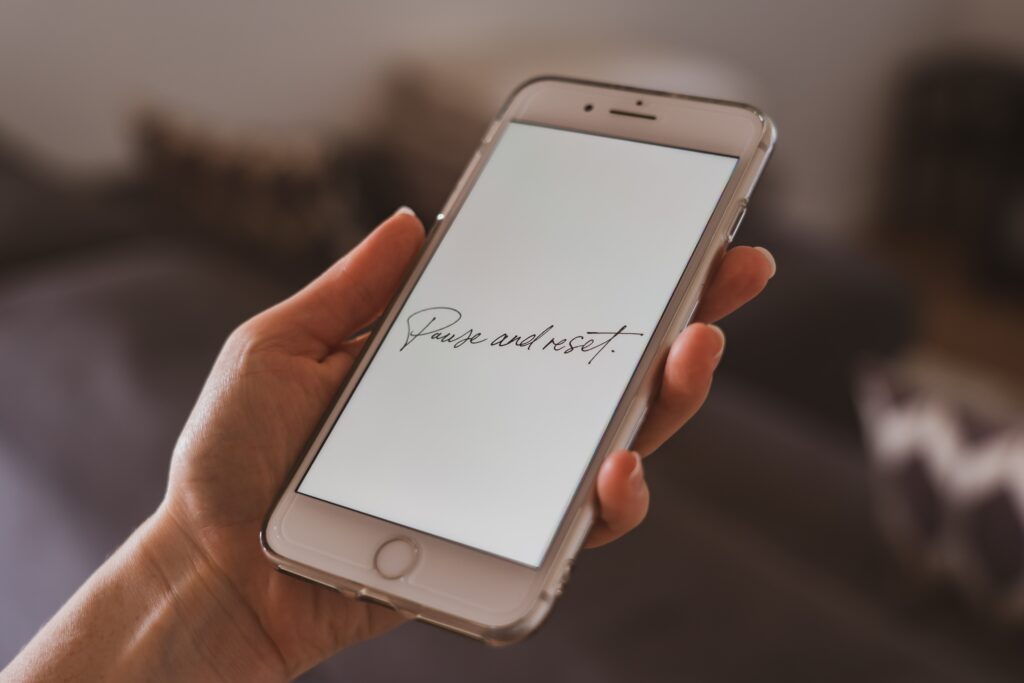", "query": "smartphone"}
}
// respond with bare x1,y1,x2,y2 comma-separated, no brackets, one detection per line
263,76,775,644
